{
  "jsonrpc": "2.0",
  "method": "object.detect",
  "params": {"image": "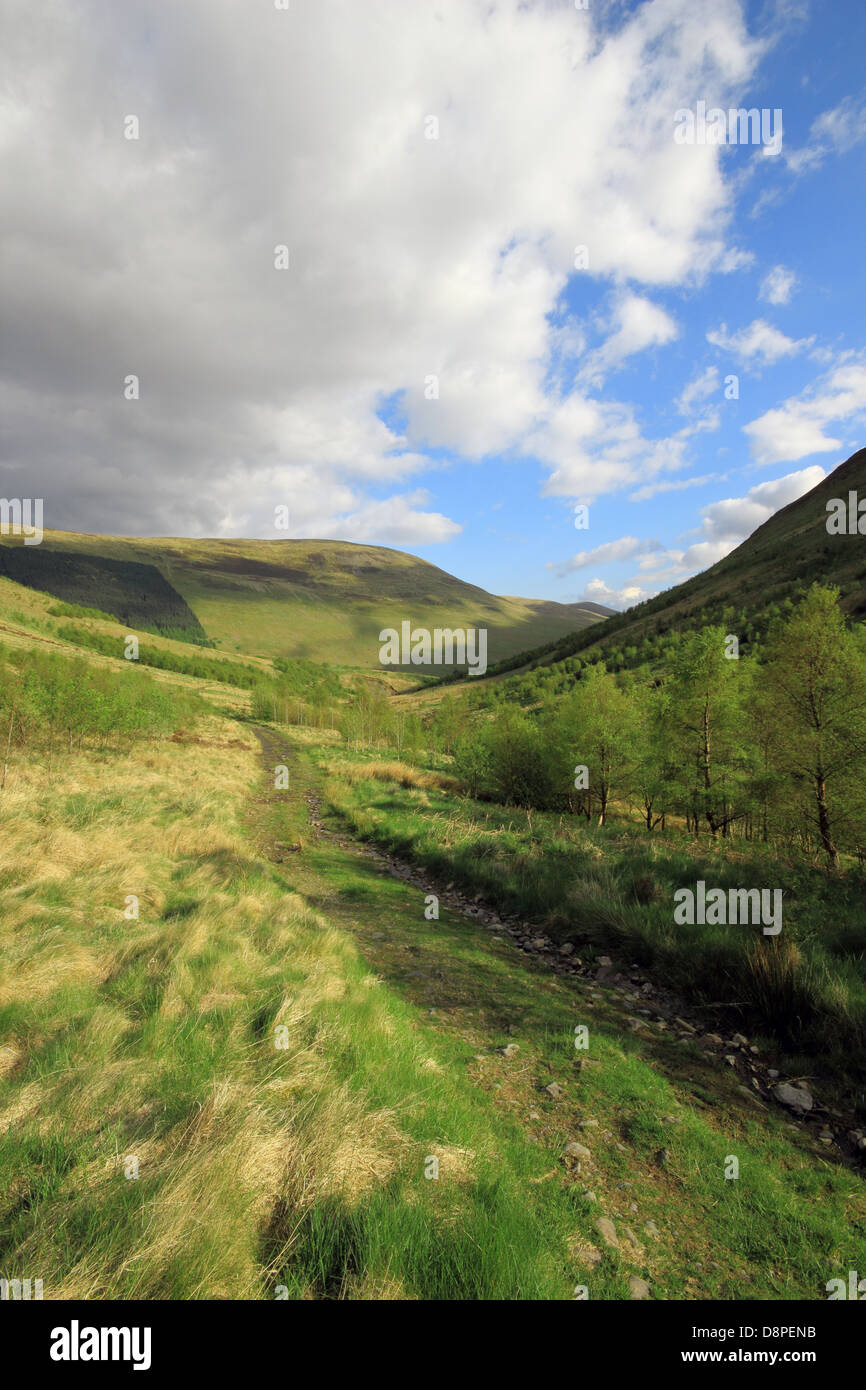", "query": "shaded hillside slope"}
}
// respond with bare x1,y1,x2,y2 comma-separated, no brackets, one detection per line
0,545,207,641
